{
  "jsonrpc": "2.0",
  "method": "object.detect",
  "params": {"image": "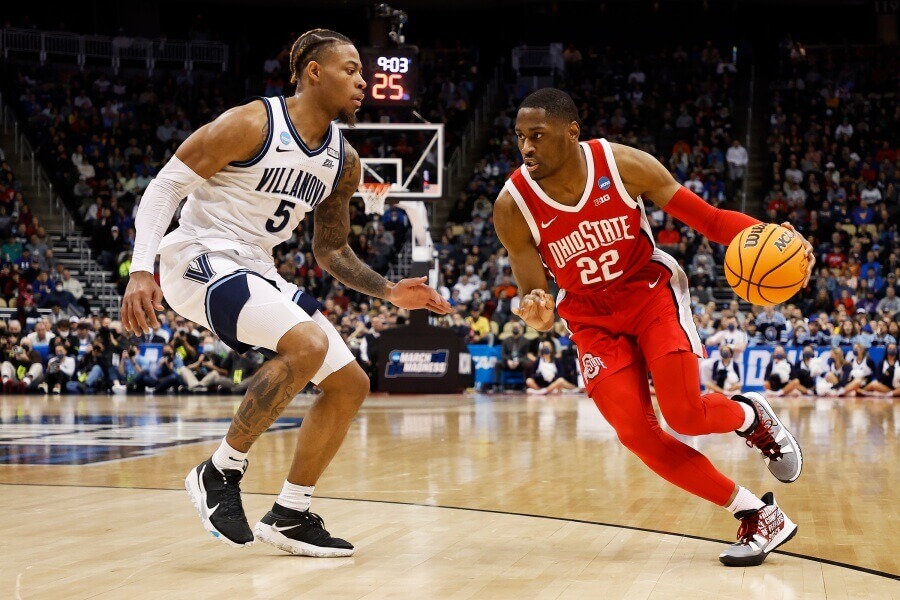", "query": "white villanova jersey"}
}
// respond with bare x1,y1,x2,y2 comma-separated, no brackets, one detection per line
160,96,344,261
